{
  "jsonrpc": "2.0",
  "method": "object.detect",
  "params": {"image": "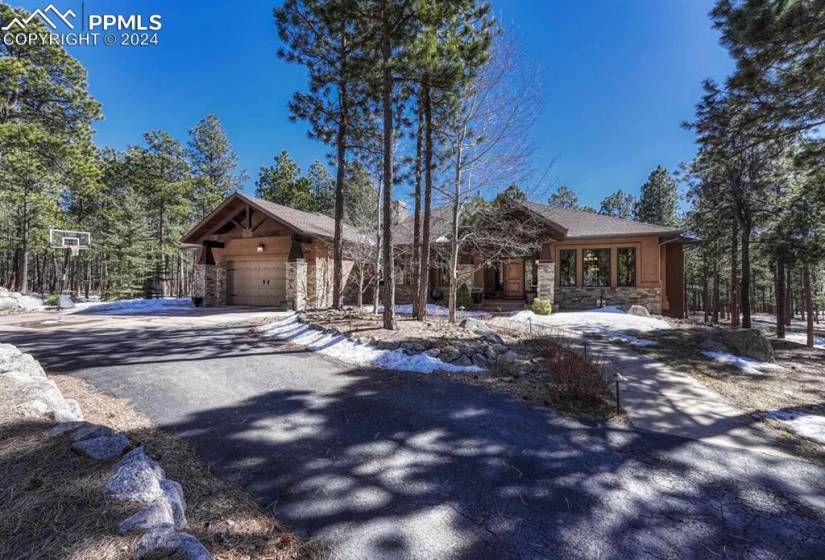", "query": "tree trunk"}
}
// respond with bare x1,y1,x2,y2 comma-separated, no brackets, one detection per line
786,266,793,323
411,98,423,318
712,255,720,325
357,266,364,308
775,260,786,339
416,80,433,321
739,225,752,328
447,142,462,324
702,254,709,323
332,70,348,309
803,261,814,348
380,11,395,330
730,222,739,327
